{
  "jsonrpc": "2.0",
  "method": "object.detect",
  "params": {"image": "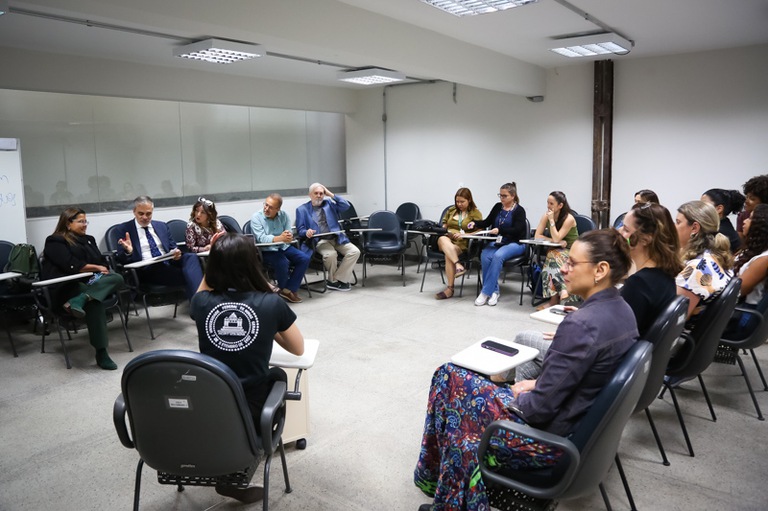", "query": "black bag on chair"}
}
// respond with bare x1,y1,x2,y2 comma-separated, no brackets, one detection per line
411,219,447,235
